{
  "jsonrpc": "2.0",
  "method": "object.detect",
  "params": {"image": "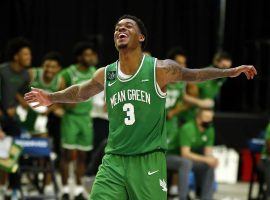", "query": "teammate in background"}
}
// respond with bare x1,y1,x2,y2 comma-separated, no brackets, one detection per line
24,15,256,200
166,47,189,196
0,37,32,199
23,52,64,137
59,42,97,200
167,109,217,200
184,52,232,110
166,47,189,120
167,47,187,67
